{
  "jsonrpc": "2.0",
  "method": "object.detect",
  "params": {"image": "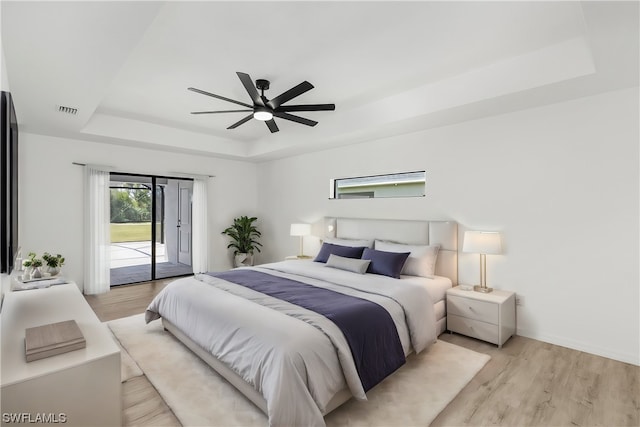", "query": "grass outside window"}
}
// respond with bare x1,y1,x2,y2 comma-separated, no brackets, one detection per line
111,222,153,243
